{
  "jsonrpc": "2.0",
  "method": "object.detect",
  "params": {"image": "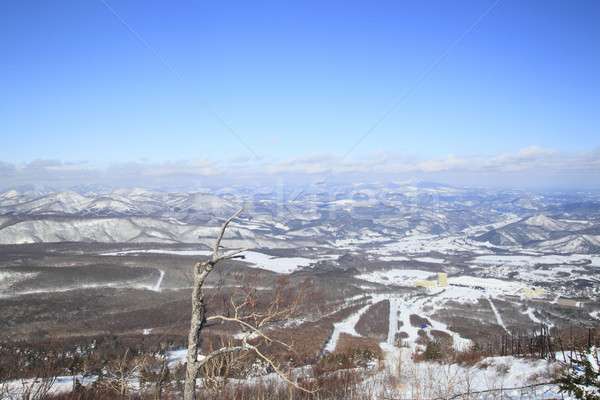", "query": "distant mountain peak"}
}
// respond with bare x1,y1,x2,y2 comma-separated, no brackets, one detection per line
0,189,20,199
523,214,567,231
524,214,554,225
